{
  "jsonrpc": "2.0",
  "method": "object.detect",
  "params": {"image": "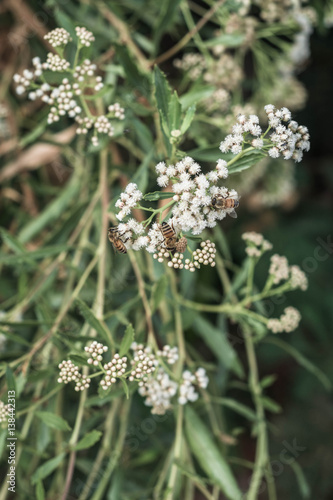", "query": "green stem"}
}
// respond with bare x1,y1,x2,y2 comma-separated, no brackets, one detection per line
164,405,184,500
